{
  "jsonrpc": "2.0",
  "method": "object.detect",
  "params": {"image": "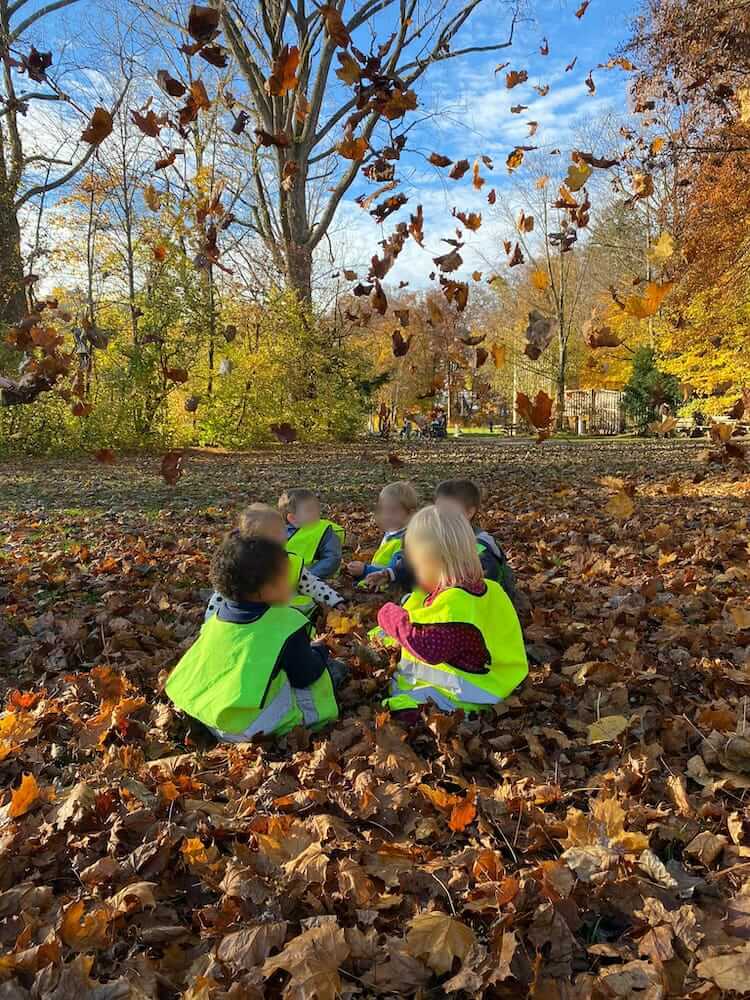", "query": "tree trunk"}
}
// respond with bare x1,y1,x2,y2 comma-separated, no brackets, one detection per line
0,193,26,324
556,337,567,431
285,241,313,304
